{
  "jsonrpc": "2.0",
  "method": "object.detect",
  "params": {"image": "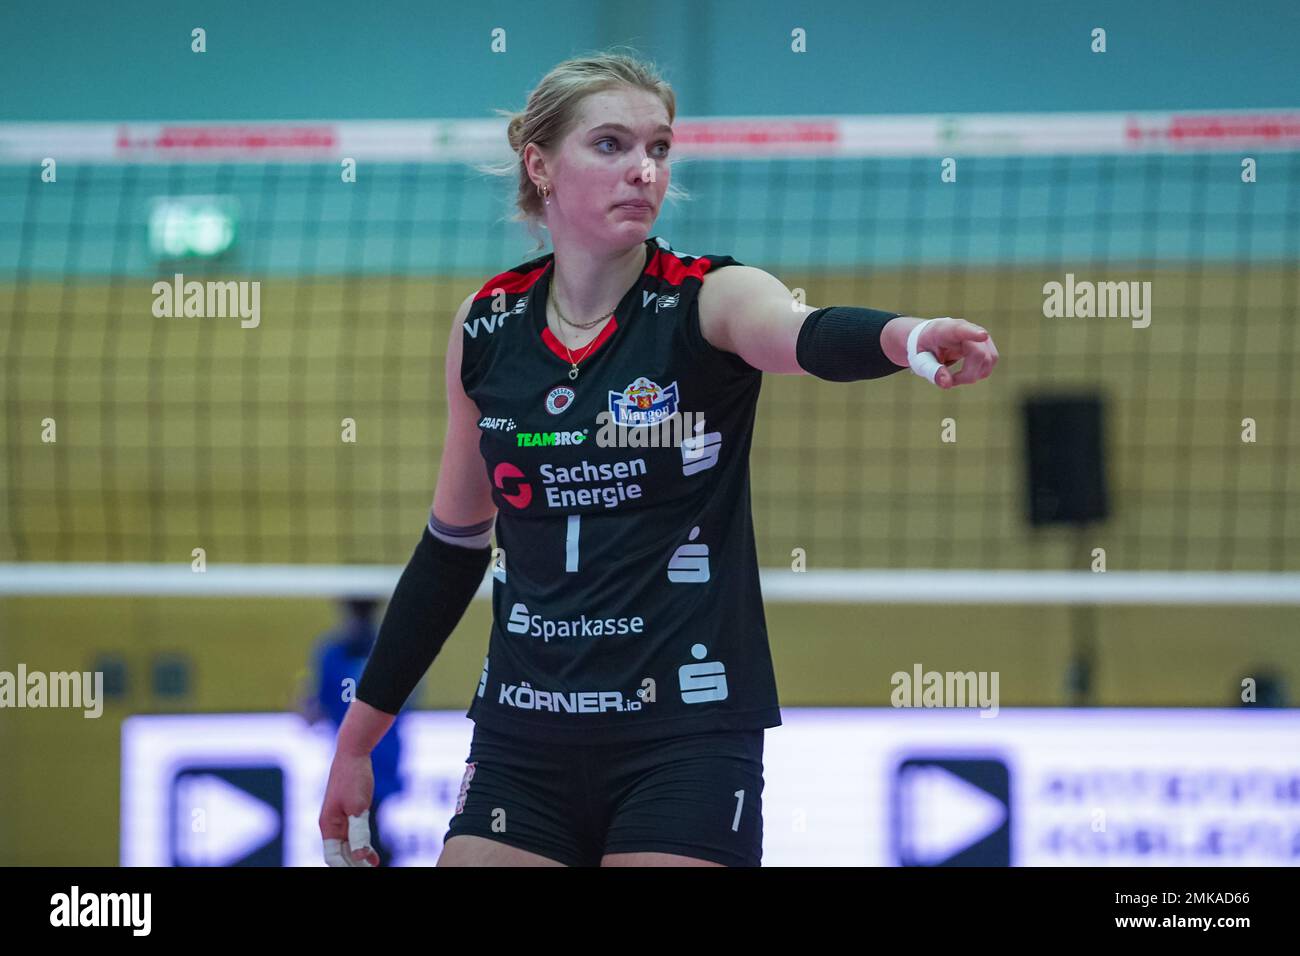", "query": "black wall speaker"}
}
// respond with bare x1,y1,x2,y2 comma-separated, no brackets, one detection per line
1022,393,1109,527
